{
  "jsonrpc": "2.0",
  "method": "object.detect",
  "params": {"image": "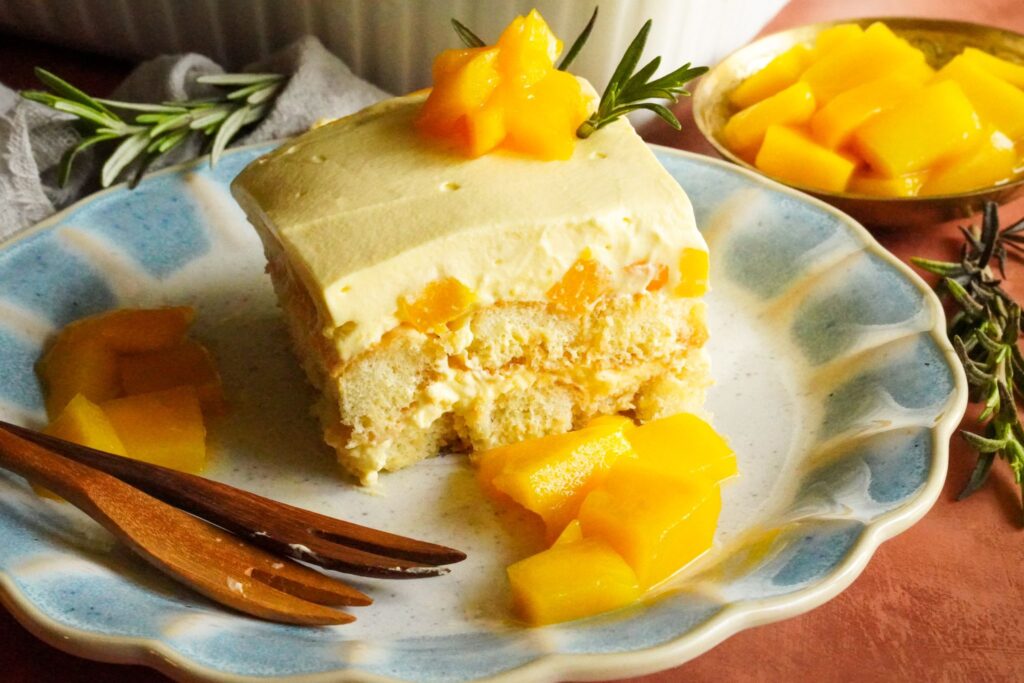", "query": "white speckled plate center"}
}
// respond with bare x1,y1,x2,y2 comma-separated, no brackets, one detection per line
0,144,966,682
